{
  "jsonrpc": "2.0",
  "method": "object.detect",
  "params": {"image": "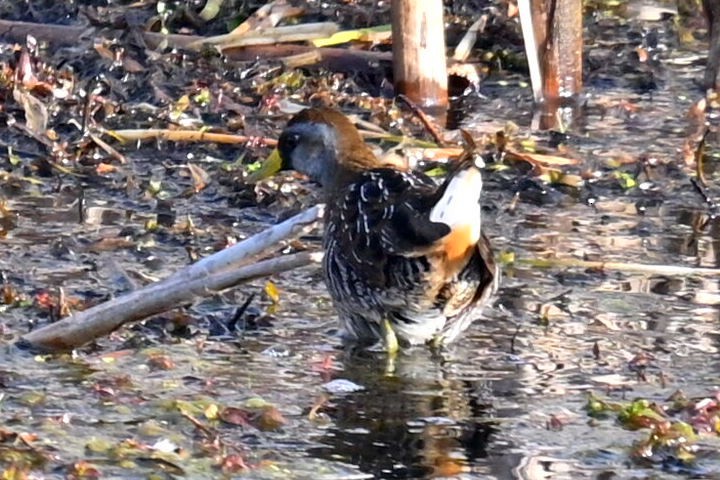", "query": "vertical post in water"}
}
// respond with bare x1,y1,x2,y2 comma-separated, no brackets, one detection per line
391,0,448,113
543,0,583,101
704,0,720,91
523,0,583,129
